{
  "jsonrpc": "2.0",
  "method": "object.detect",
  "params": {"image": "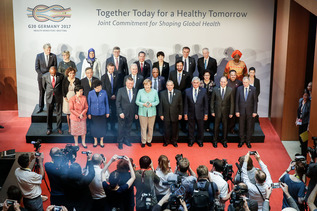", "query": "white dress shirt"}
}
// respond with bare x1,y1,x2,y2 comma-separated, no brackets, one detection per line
192,88,199,102
15,168,42,199
88,165,109,199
